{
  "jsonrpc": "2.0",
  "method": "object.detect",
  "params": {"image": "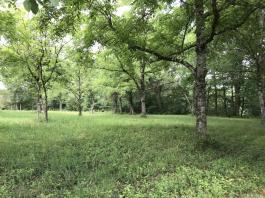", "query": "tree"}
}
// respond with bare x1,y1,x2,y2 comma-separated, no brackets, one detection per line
86,0,264,136
94,46,168,117
62,47,92,116
232,11,265,123
0,11,66,121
